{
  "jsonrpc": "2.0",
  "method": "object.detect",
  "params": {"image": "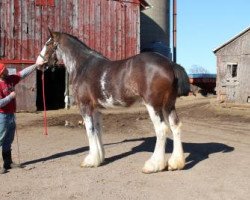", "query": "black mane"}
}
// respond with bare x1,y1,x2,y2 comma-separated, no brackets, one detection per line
60,32,108,60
